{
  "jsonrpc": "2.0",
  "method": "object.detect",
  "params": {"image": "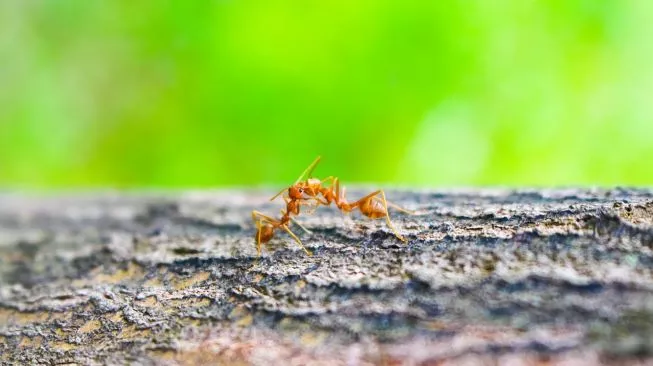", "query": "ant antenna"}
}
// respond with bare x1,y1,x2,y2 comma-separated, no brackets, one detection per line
295,156,321,184
270,156,322,201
